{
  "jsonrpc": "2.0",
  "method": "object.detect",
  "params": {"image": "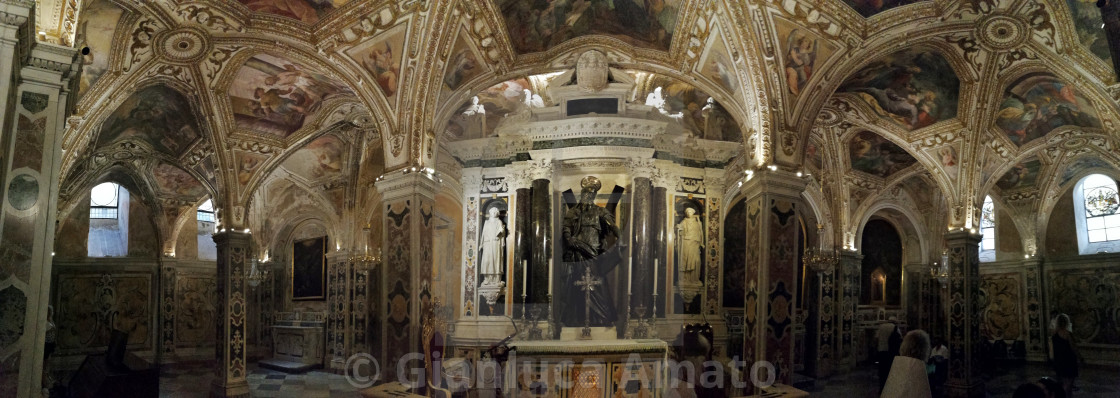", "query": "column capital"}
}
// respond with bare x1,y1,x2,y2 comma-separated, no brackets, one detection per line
525,156,556,181
740,169,809,201
326,249,350,262
627,156,658,180
212,229,252,244
945,230,982,245
375,168,440,201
